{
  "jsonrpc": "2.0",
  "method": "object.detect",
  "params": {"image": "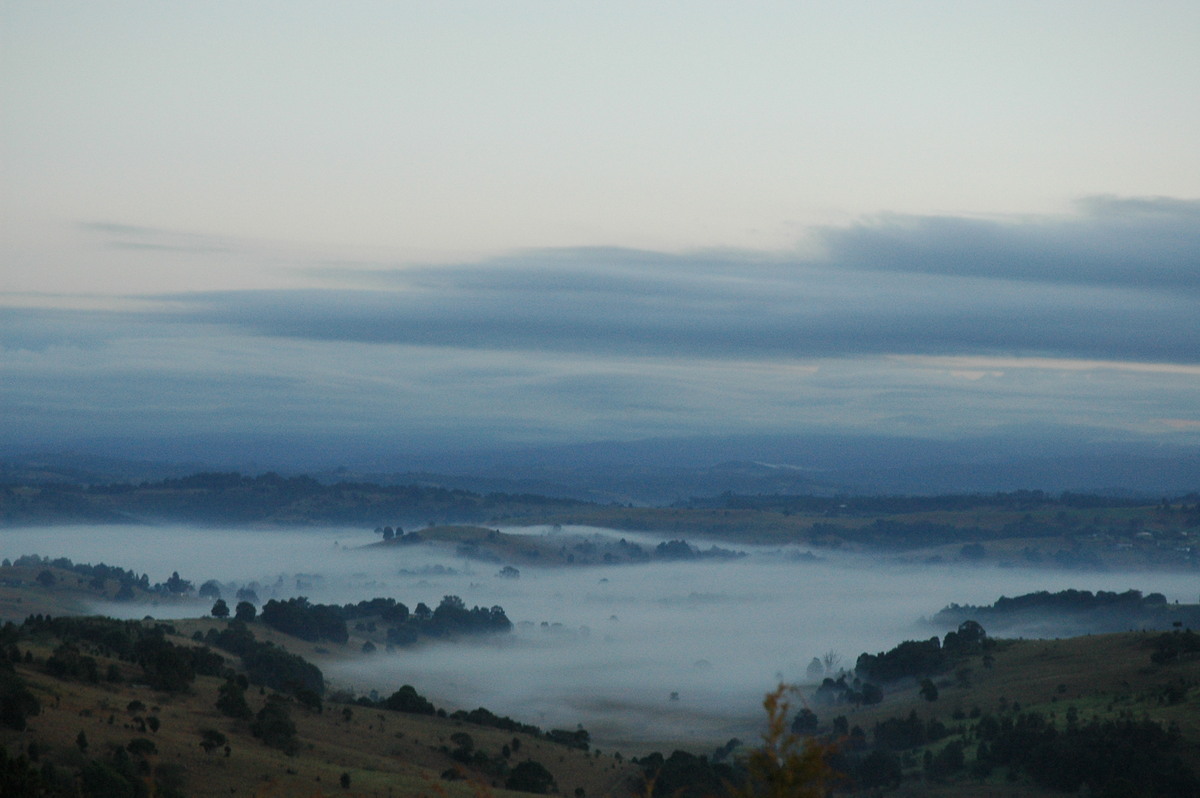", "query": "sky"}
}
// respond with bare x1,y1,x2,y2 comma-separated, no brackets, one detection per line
2,3,1199,466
